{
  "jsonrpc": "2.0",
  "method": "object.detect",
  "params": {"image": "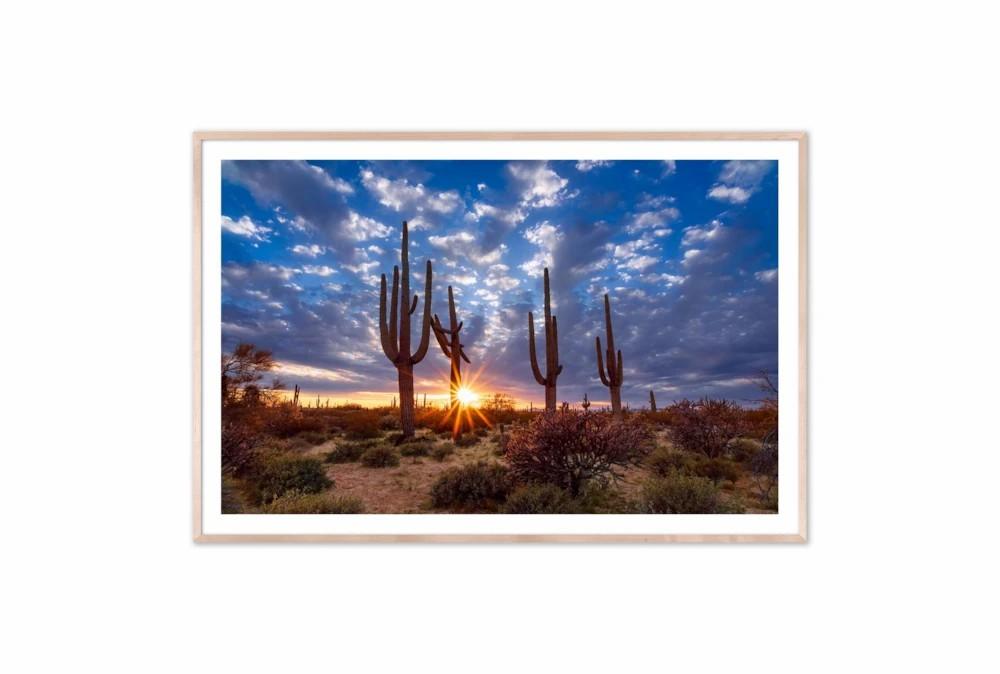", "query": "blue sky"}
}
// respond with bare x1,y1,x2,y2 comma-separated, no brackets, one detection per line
221,158,778,407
